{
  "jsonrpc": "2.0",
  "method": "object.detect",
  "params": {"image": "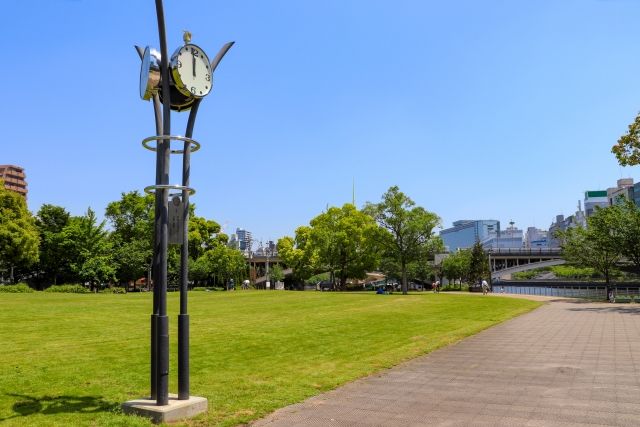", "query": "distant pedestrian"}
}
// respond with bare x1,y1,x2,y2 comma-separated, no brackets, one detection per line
435,280,441,293
432,281,437,293
481,279,489,295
